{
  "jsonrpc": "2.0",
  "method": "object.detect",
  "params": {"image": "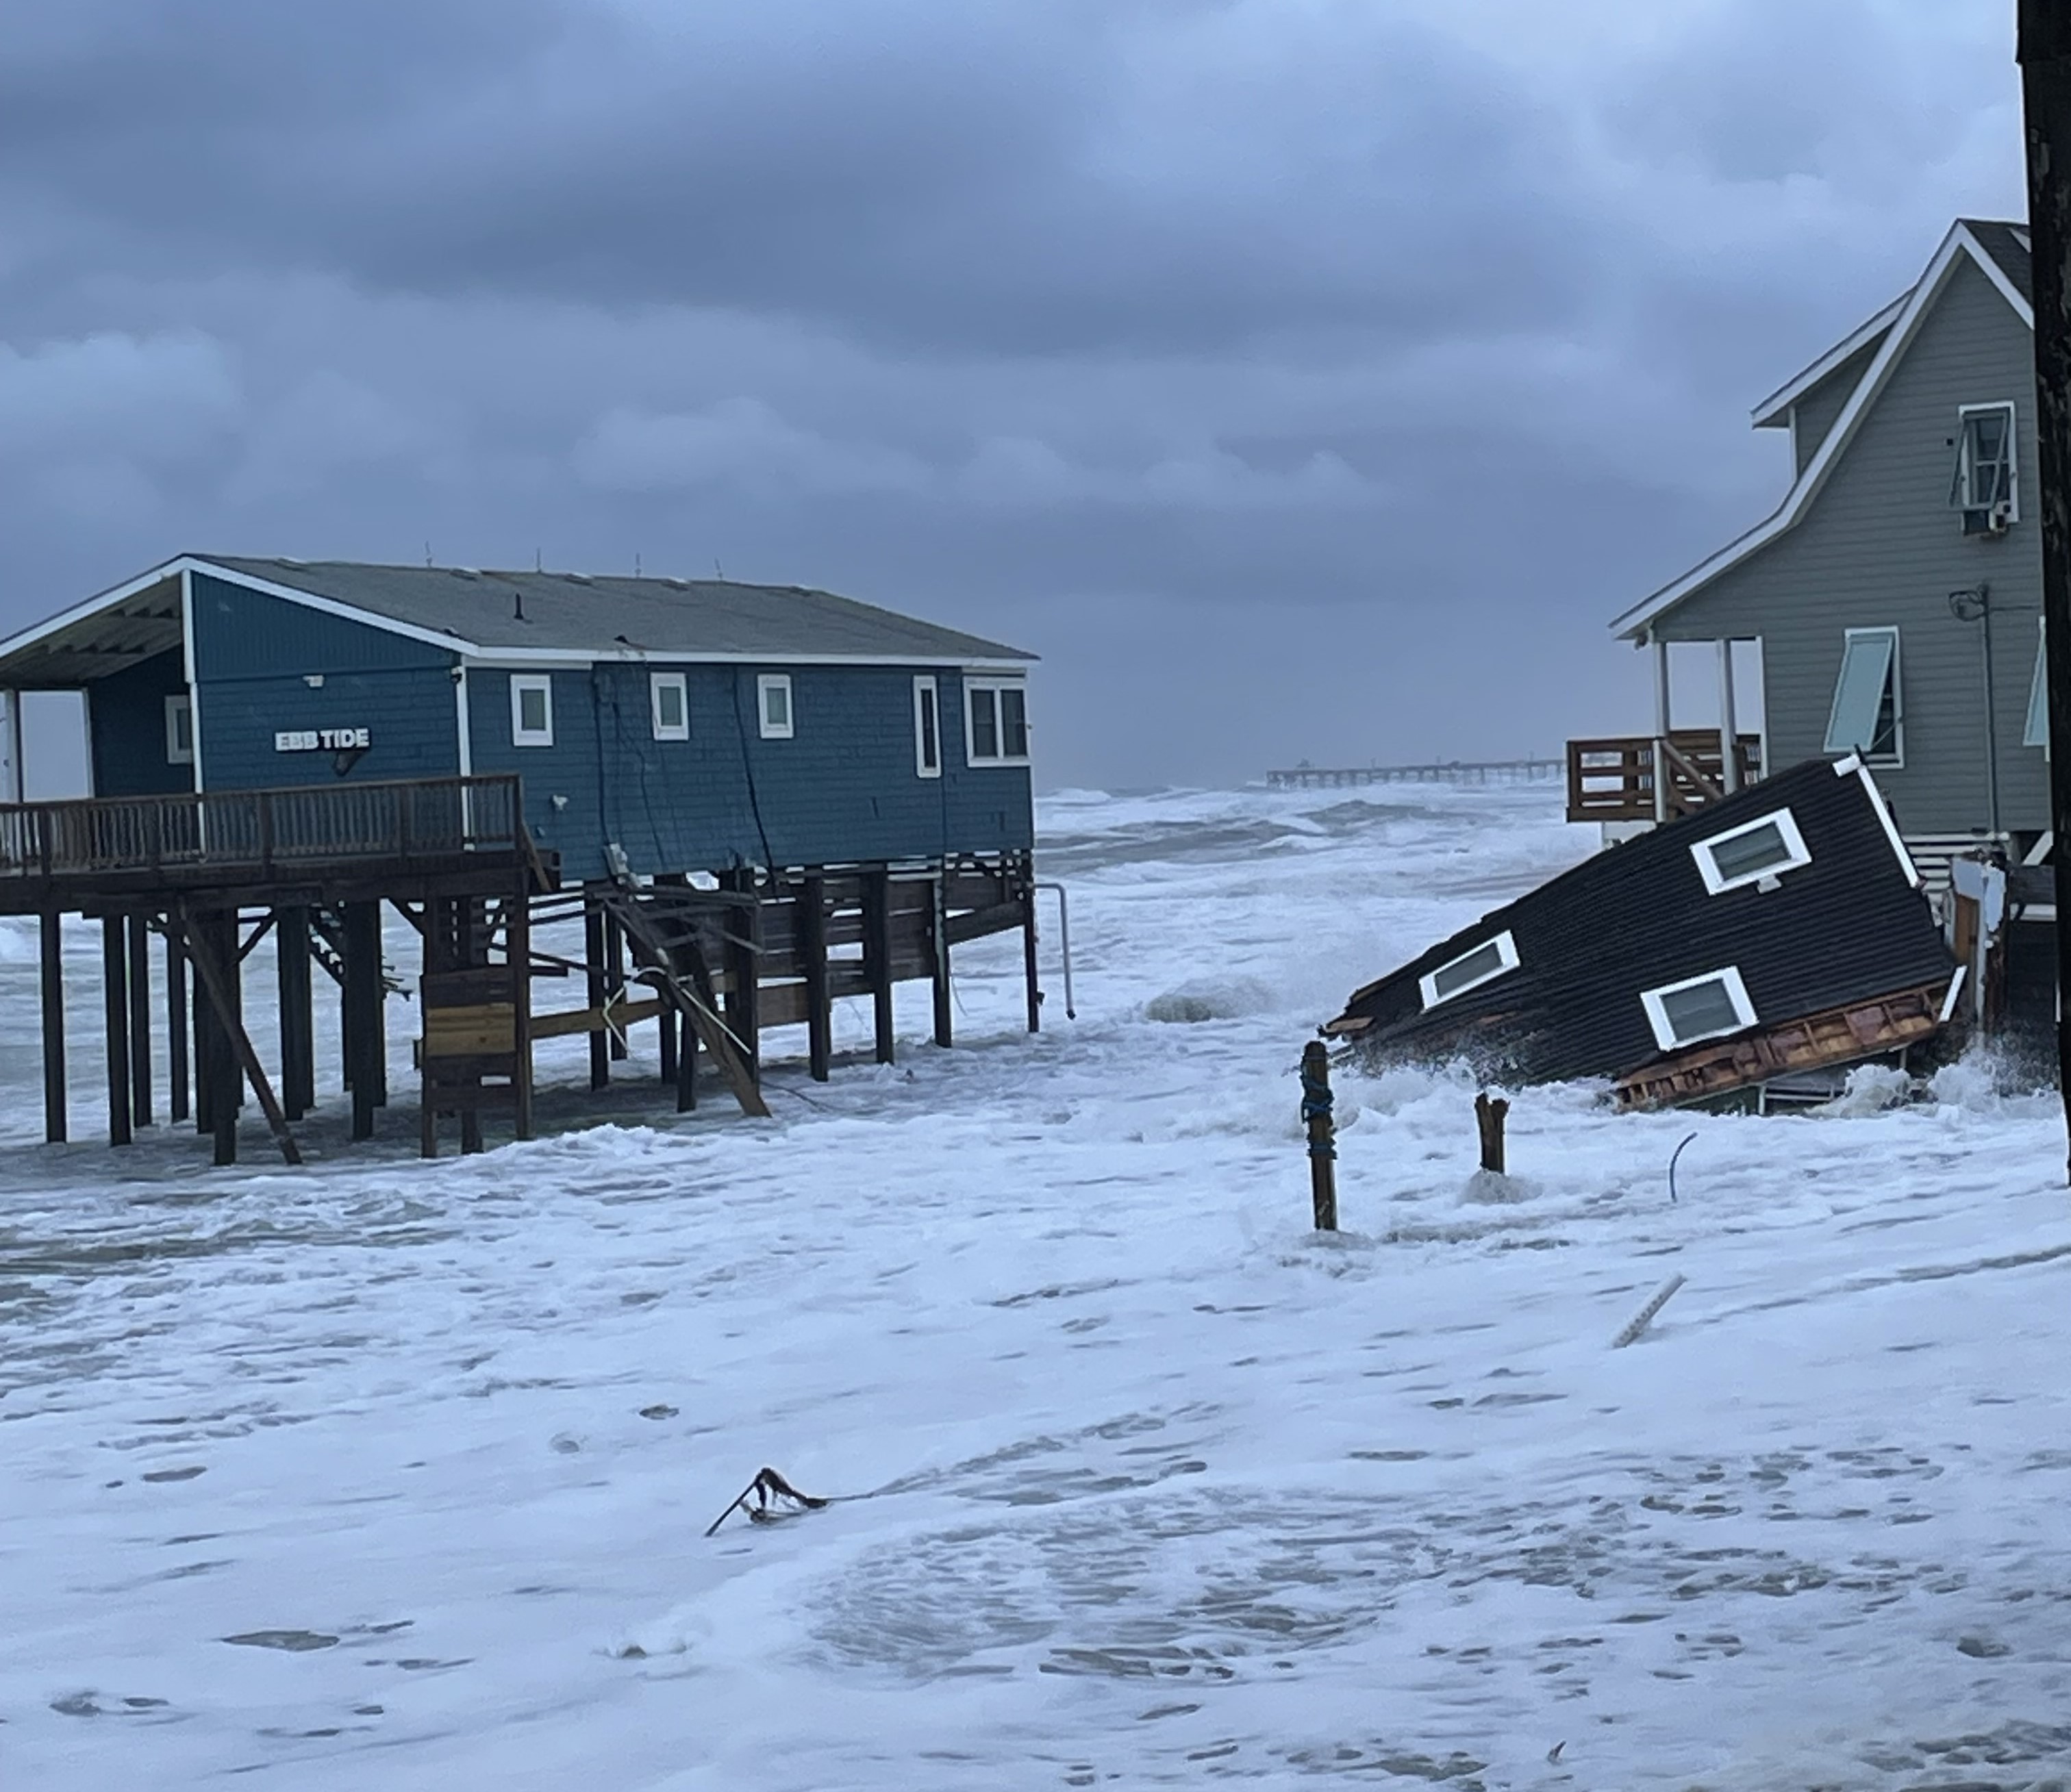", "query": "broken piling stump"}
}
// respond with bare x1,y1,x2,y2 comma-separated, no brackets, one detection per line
1301,1039,1338,1232
1475,1091,1509,1174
